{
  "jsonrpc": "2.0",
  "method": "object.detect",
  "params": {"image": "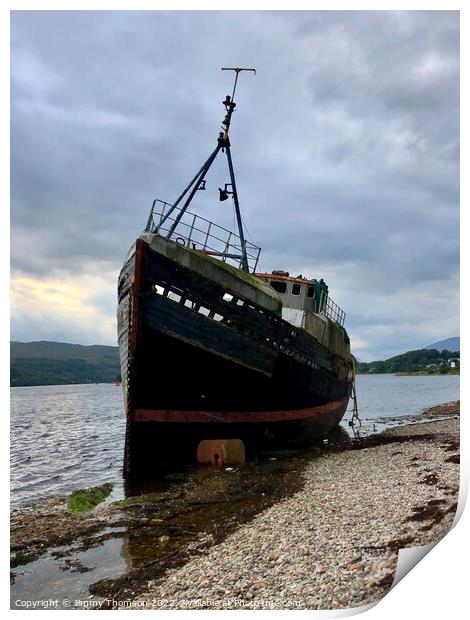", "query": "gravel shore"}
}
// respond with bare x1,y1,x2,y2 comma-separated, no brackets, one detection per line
139,418,459,610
